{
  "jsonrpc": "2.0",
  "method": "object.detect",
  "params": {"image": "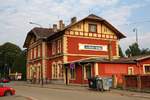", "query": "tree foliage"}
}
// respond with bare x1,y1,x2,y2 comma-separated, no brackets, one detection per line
119,45,124,57
12,50,26,80
0,42,26,79
125,42,150,57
